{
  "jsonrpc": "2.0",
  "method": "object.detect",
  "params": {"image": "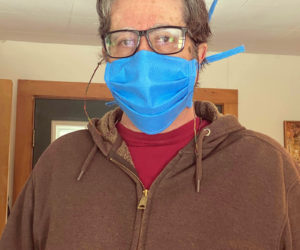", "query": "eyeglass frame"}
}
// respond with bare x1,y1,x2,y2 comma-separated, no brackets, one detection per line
102,25,194,59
